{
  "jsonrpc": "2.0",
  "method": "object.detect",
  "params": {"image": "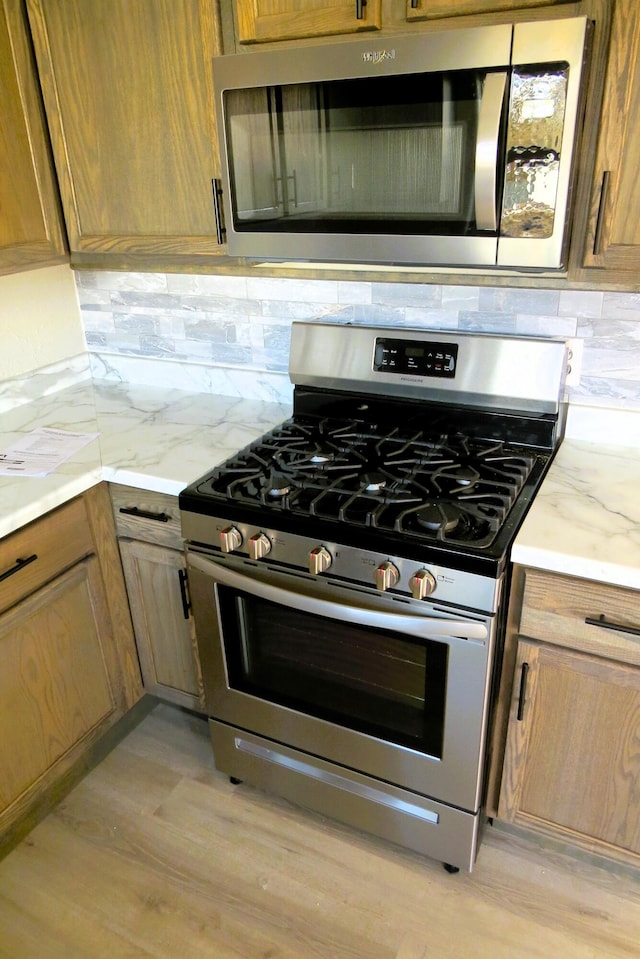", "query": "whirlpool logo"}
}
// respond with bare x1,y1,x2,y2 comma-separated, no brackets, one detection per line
362,48,396,64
